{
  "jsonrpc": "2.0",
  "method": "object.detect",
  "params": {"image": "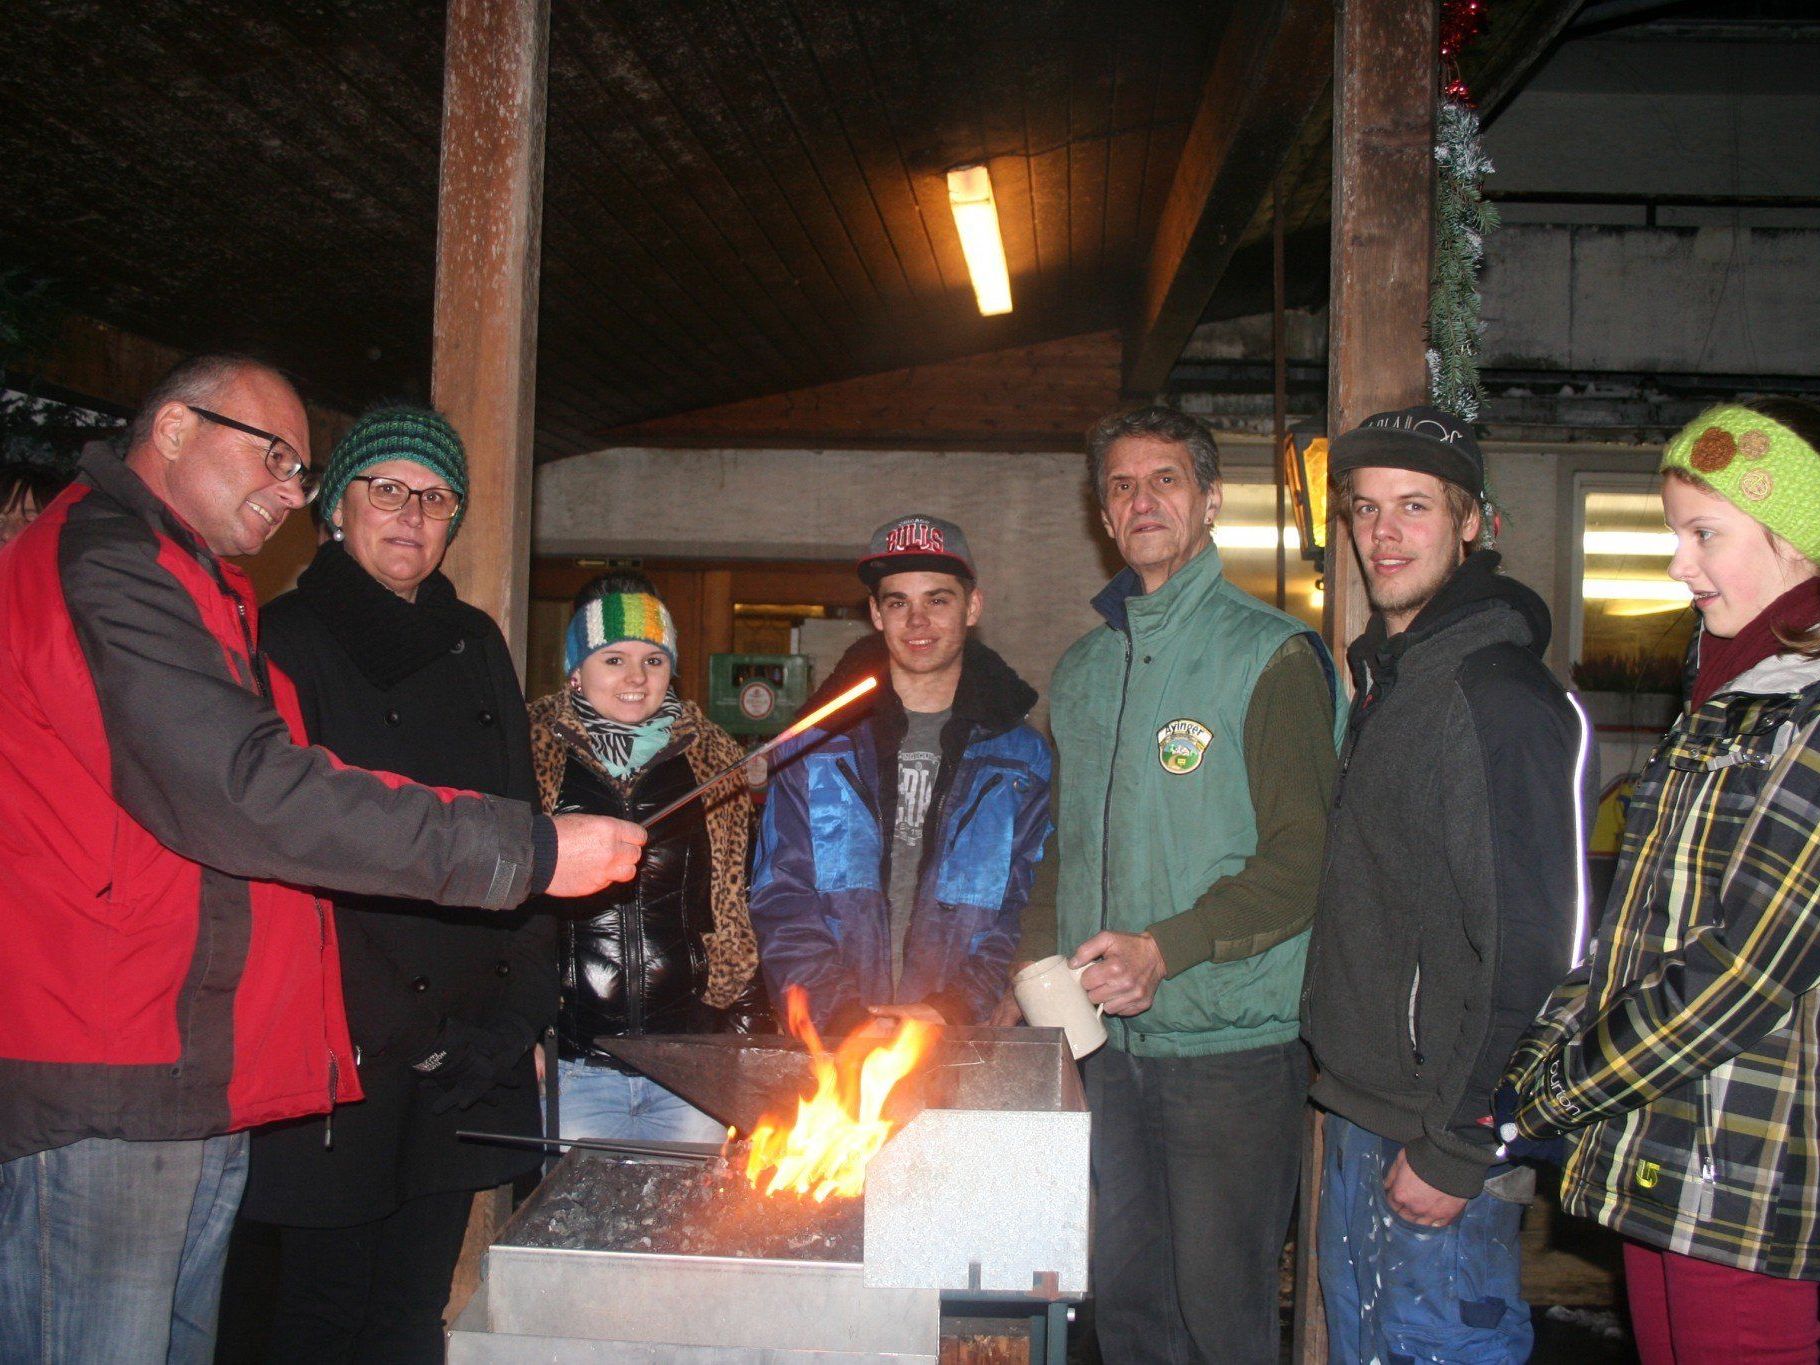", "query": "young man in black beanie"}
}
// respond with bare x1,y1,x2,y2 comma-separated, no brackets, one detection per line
1301,406,1593,1363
